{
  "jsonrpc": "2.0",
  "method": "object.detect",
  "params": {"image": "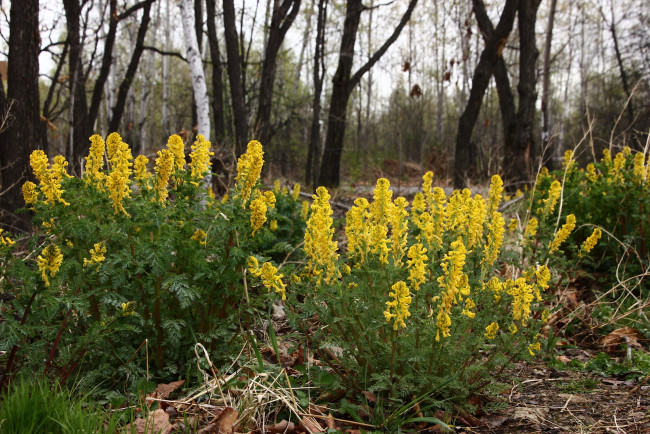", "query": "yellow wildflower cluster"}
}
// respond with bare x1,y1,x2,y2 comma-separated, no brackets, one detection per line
346,198,371,263
85,134,106,187
484,322,499,339
0,229,15,247
133,155,152,189
539,181,561,218
579,227,602,257
189,135,214,181
562,149,575,171
384,281,412,330
37,244,63,287
549,214,576,254
235,140,264,204
167,134,186,172
304,187,339,284
121,301,136,317
28,150,70,207
435,238,468,341
104,133,133,215
249,196,268,236
389,197,409,263
292,184,301,201
83,242,106,268
154,149,175,205
22,181,38,206
248,257,286,300
406,243,428,291
508,277,534,326
192,229,207,246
